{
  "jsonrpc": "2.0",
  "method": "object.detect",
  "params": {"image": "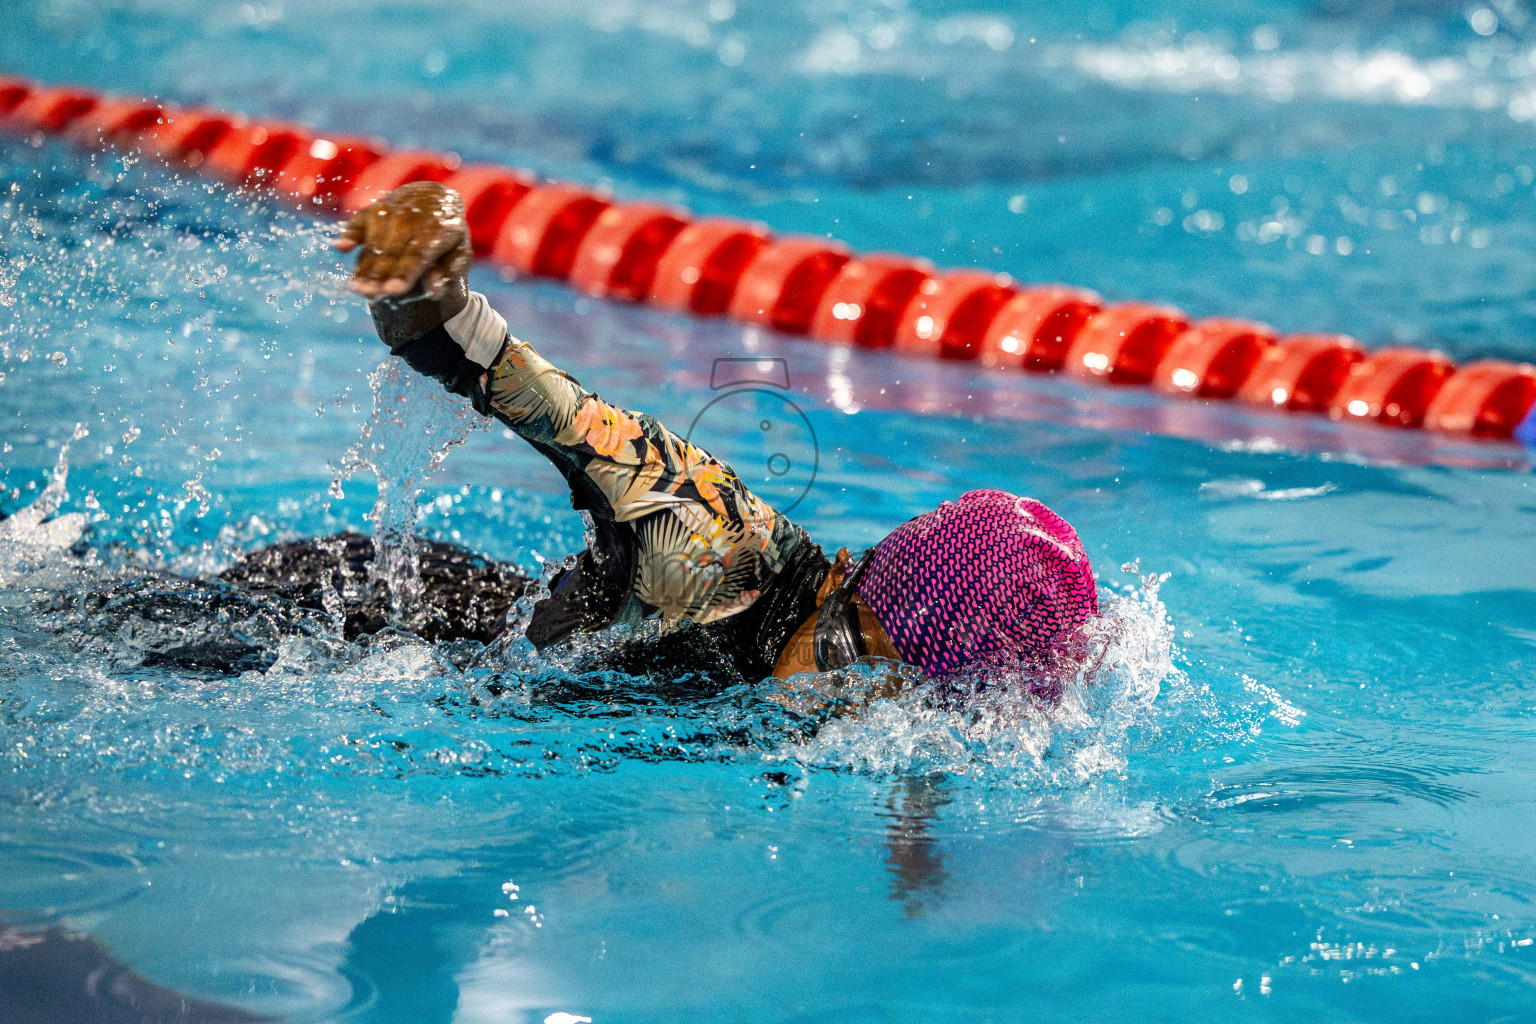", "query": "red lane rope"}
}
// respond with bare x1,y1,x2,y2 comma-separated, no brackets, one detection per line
4,76,1535,442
